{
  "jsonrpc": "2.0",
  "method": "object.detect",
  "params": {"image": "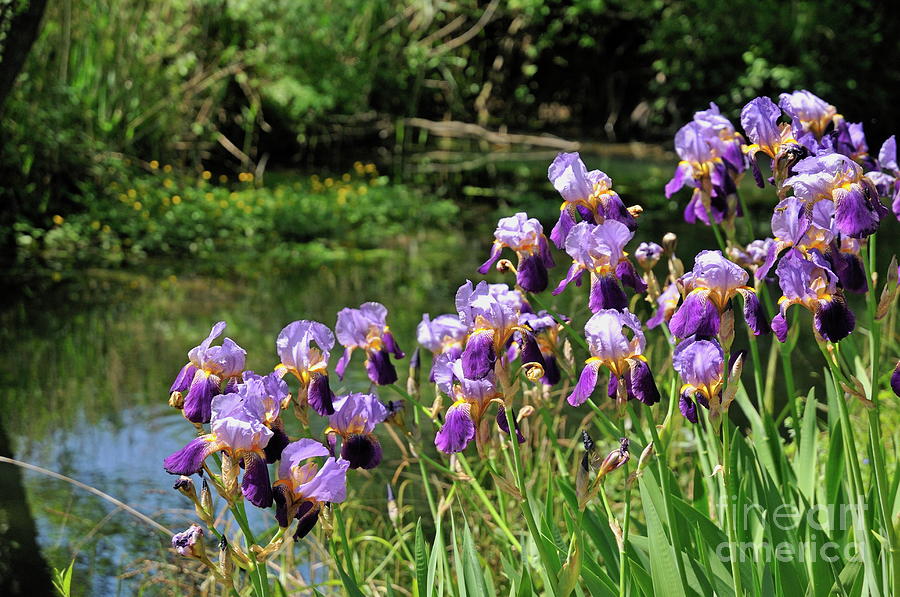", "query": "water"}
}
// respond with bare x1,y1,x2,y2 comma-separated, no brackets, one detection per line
1,148,895,594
